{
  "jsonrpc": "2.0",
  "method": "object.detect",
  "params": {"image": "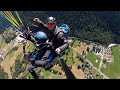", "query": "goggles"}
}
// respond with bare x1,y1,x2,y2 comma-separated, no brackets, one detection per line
46,22,56,27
